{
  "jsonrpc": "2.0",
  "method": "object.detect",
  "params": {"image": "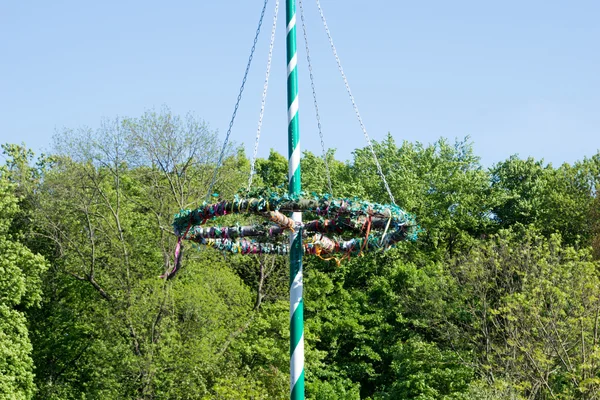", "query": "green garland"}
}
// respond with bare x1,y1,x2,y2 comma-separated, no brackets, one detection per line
172,189,419,256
